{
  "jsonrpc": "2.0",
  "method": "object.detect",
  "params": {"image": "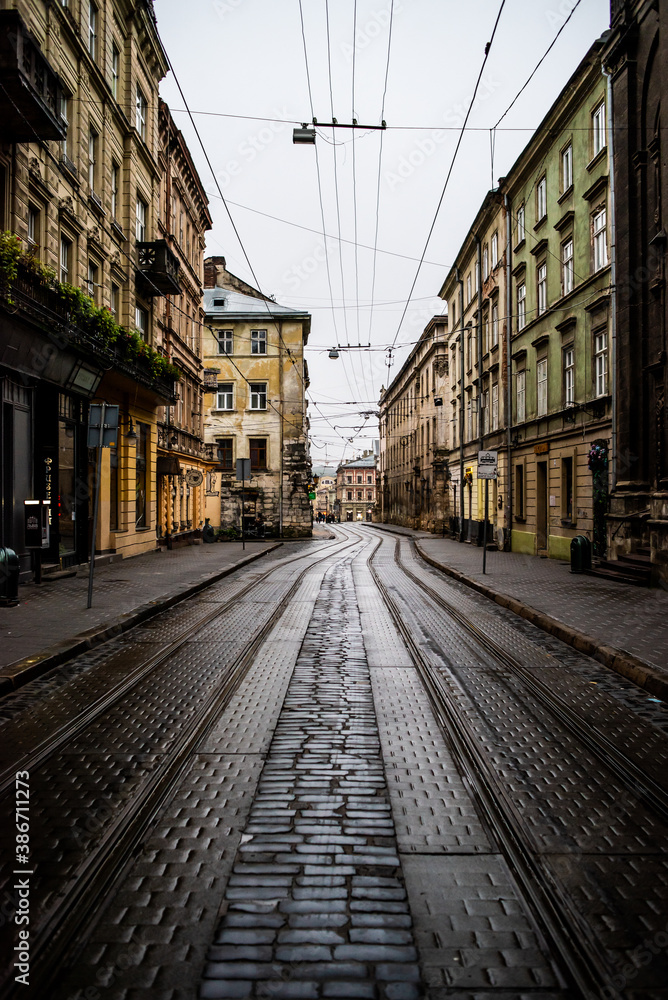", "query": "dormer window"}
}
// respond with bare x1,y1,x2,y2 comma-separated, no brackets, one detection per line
213,297,225,307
